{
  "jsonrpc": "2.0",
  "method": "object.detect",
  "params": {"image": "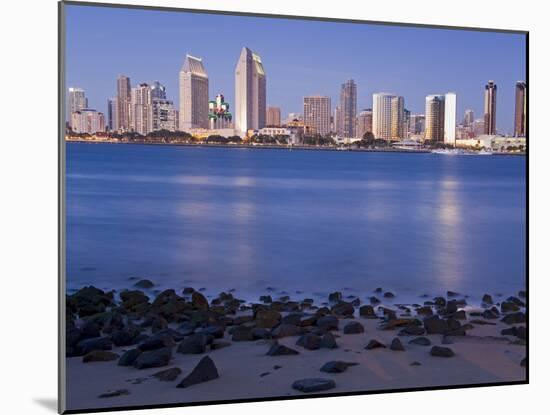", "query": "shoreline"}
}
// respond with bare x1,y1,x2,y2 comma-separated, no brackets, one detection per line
65,281,527,411
64,139,526,156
